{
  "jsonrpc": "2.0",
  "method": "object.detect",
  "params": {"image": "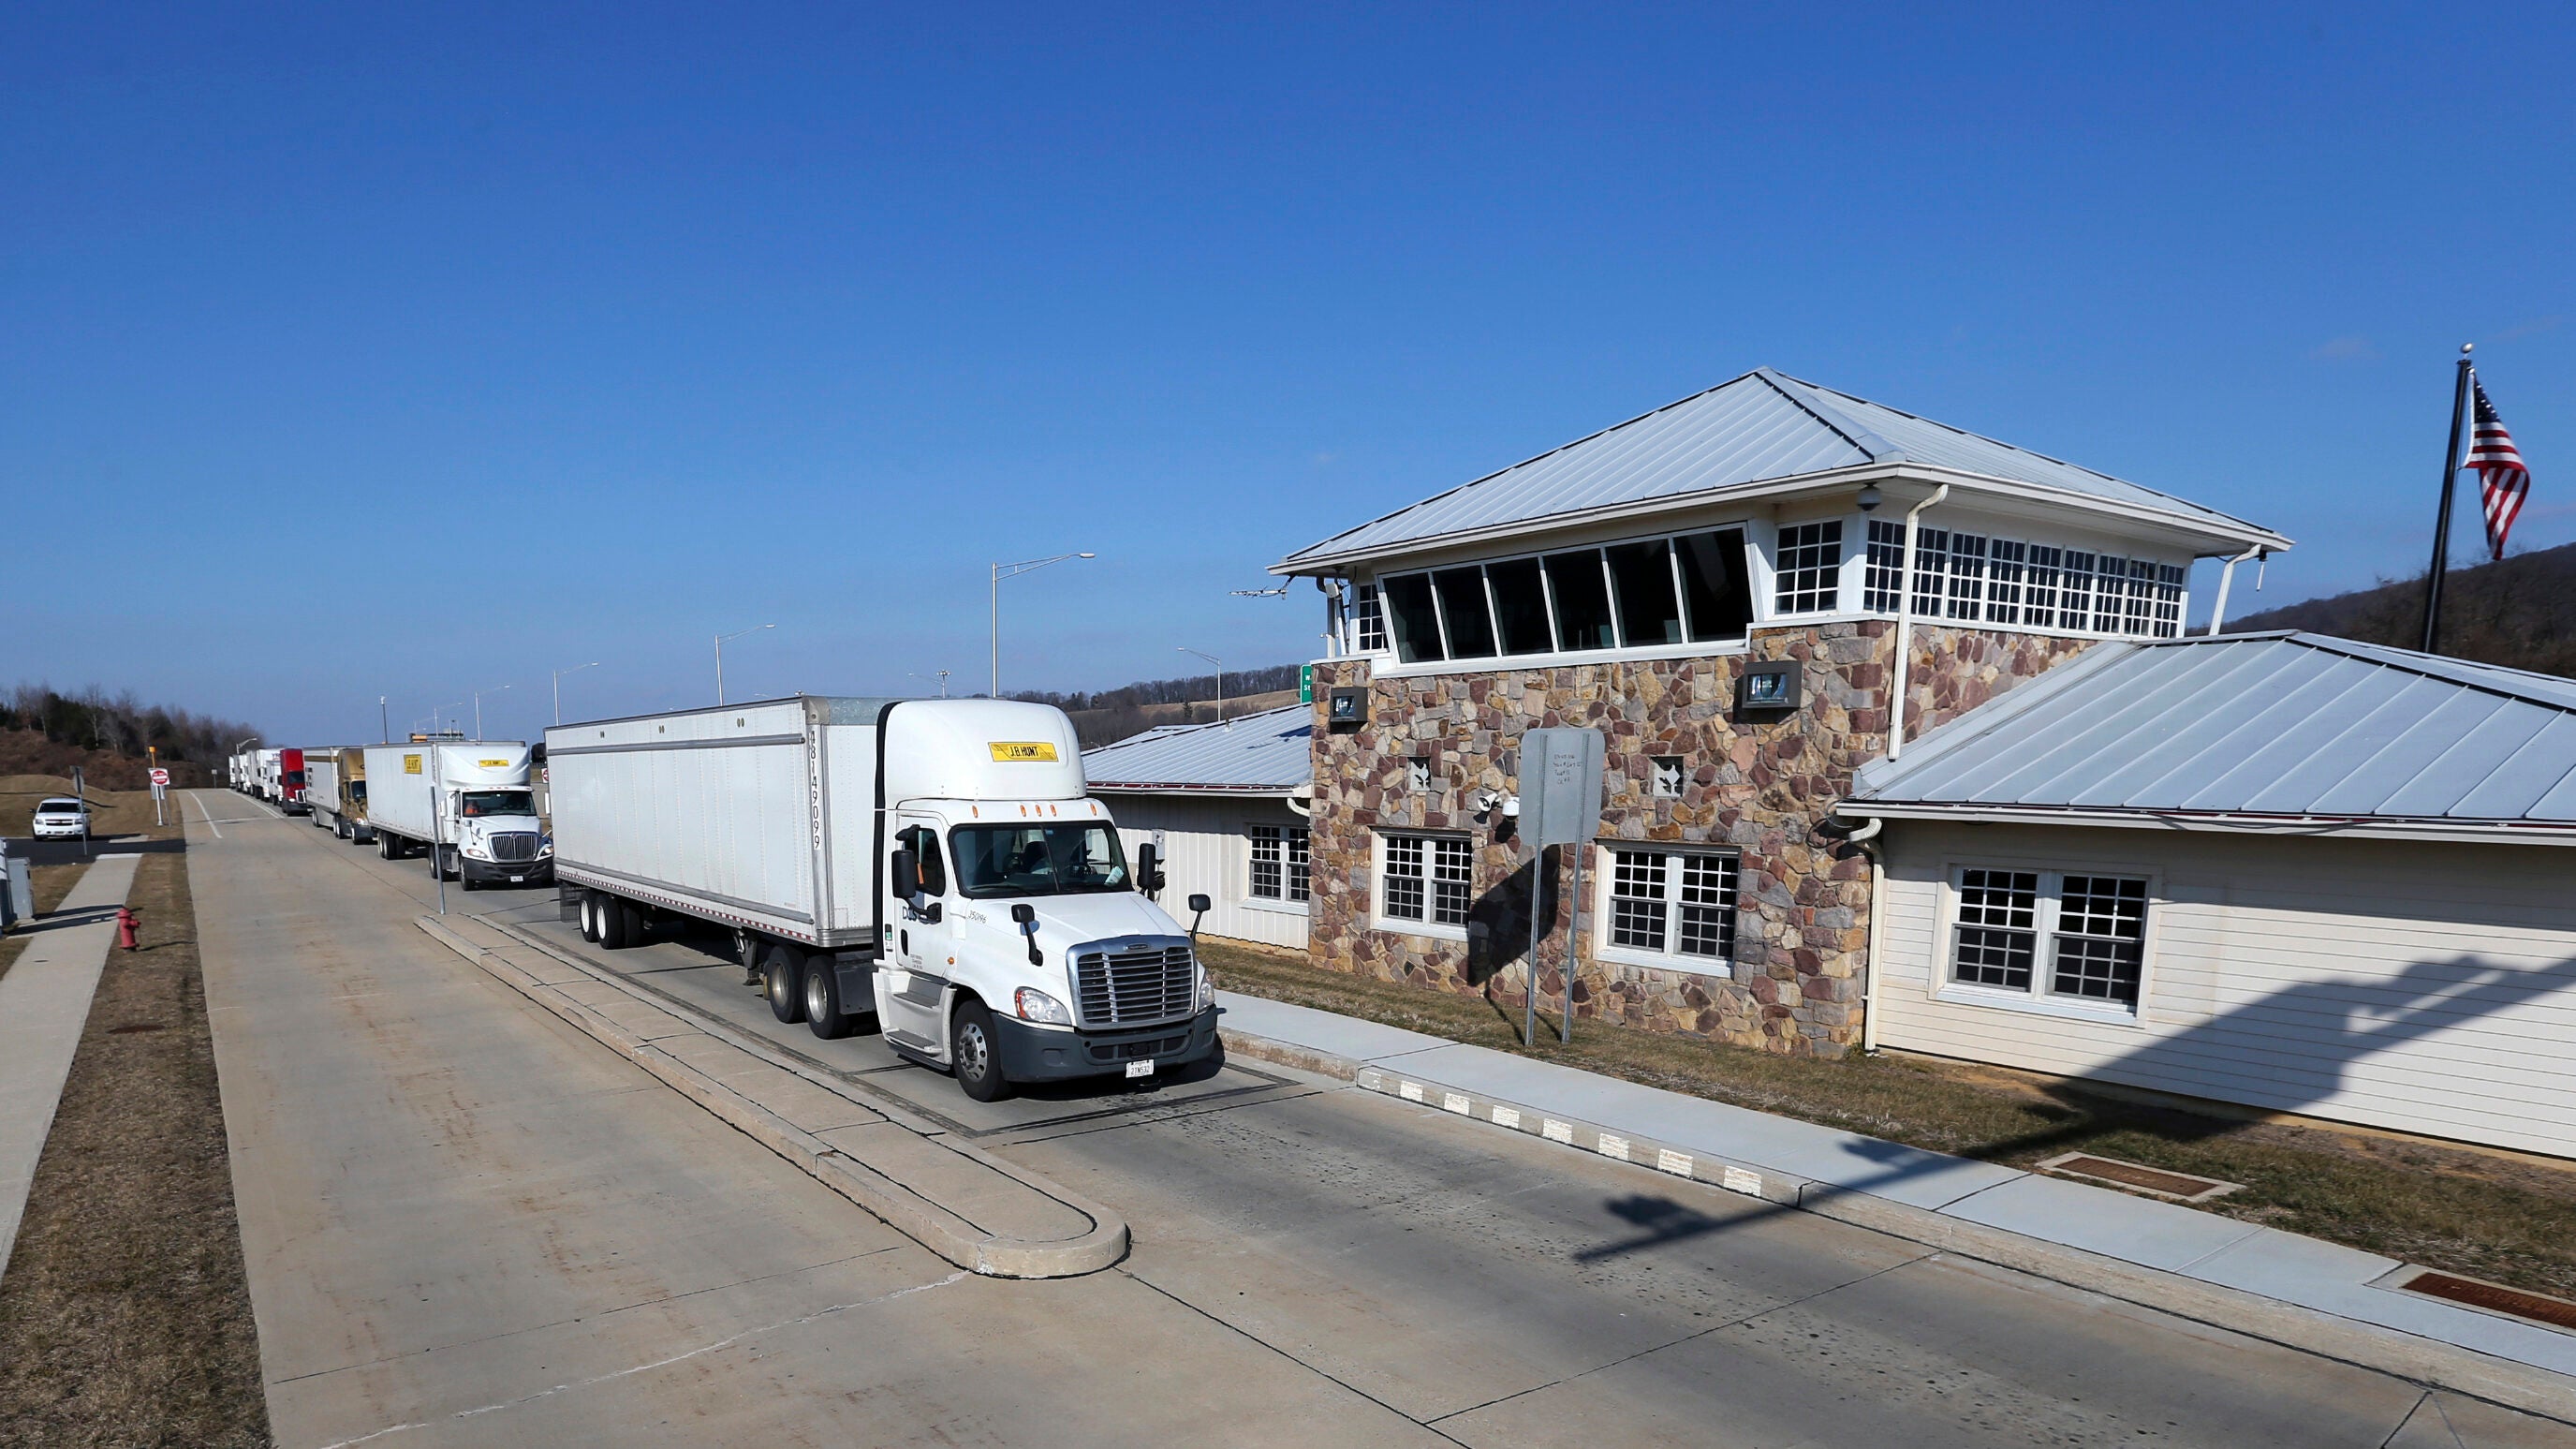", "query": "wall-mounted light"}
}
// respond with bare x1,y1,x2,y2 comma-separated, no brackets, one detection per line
1857,482,1883,512
1736,659,1803,716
